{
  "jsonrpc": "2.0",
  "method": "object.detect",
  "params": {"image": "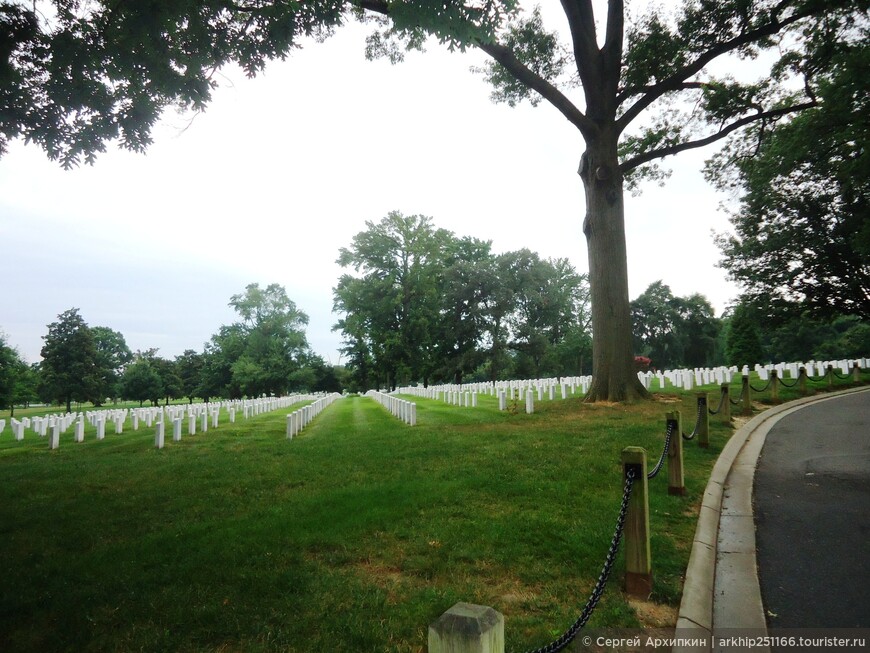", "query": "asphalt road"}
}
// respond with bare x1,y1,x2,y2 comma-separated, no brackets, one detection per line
754,390,870,630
